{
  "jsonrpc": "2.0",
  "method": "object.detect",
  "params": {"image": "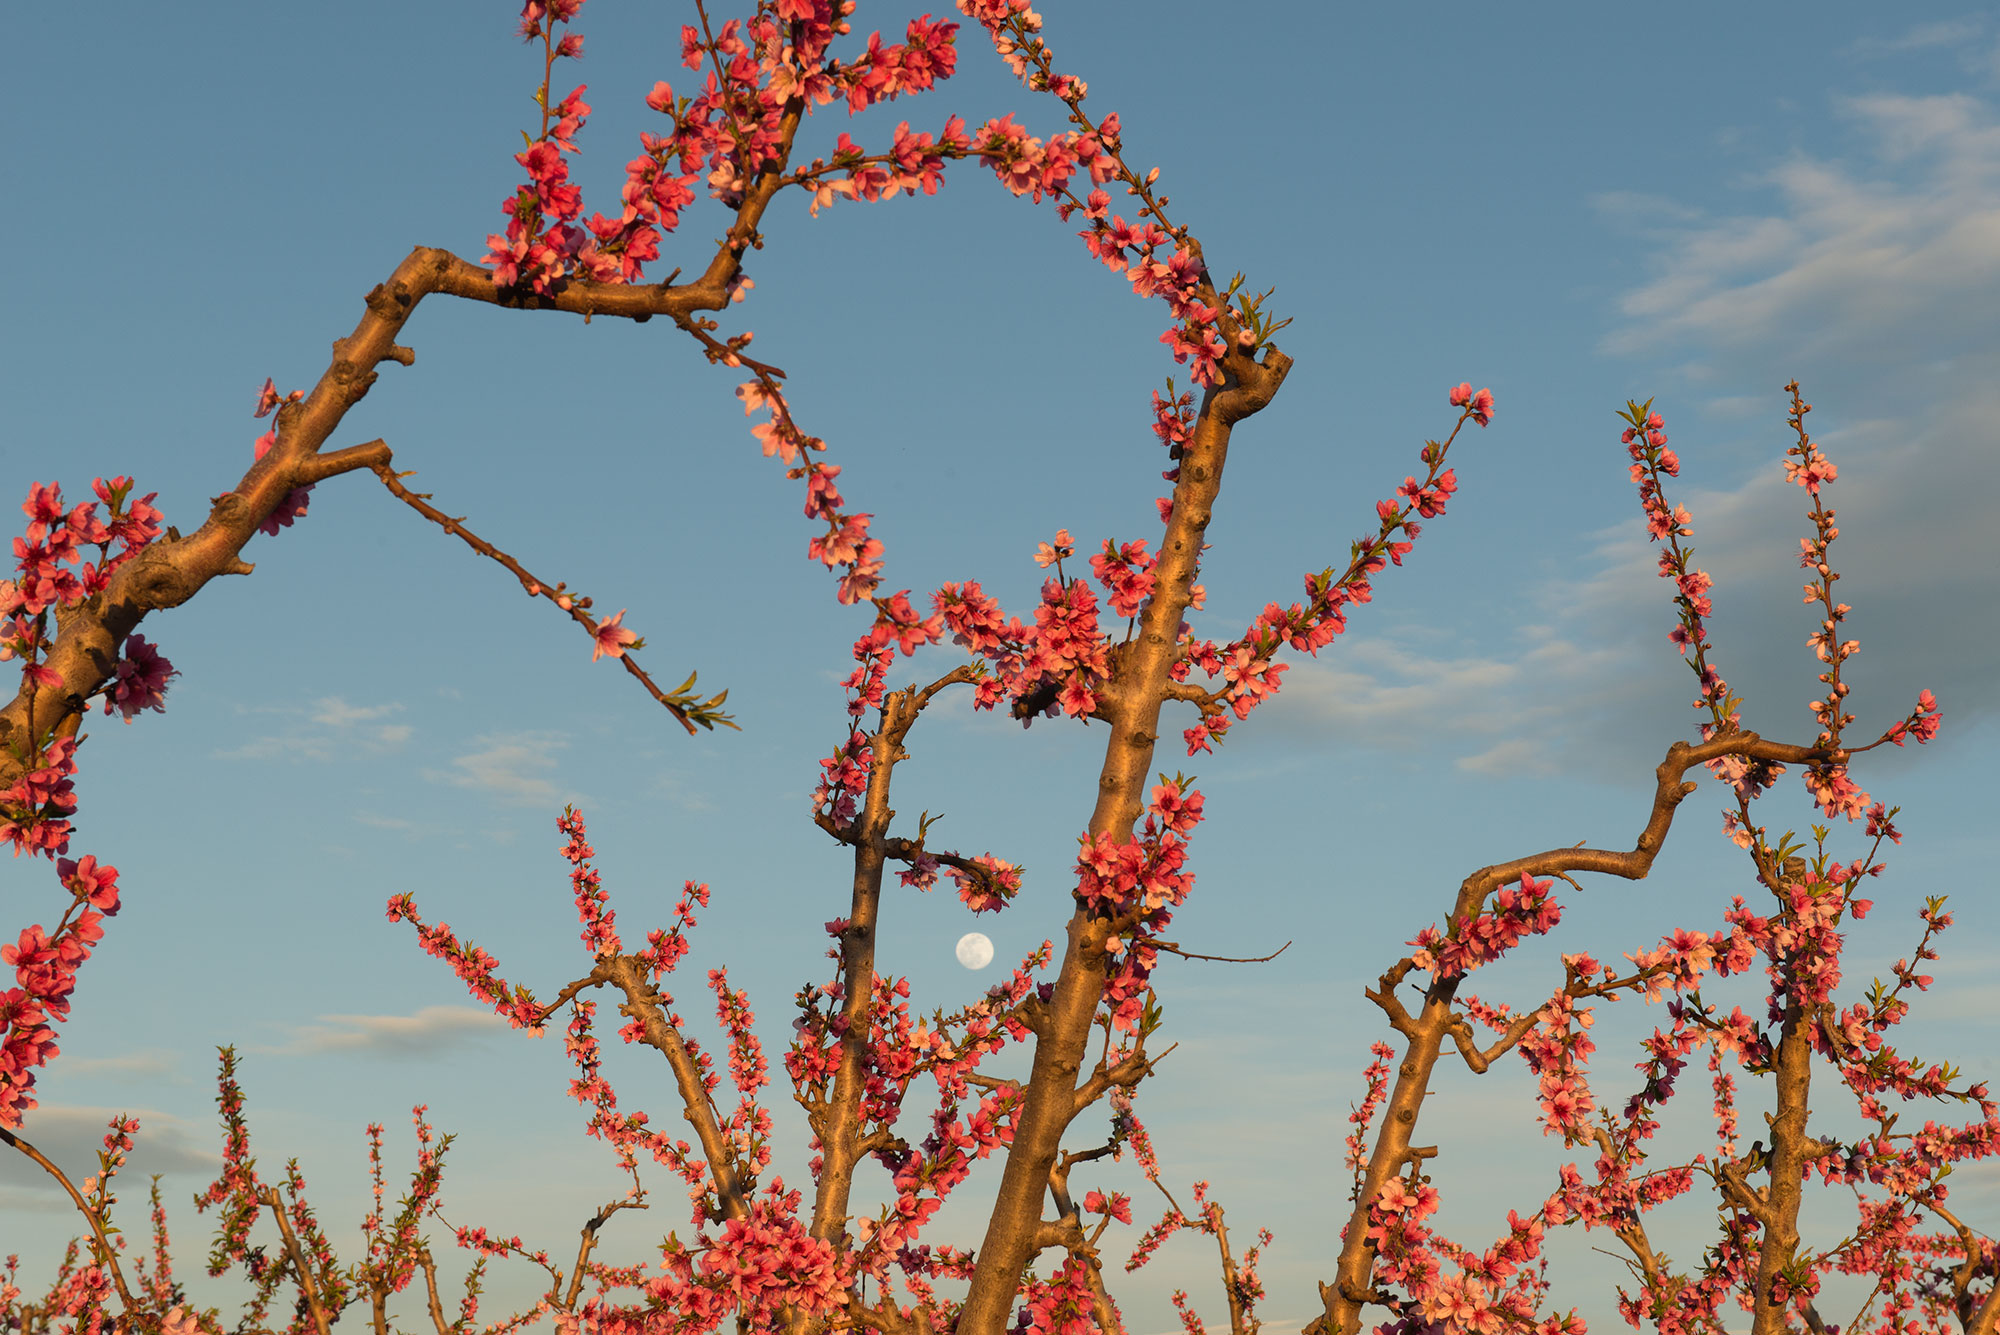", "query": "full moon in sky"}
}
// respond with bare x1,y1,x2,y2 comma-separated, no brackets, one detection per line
955,932,994,970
